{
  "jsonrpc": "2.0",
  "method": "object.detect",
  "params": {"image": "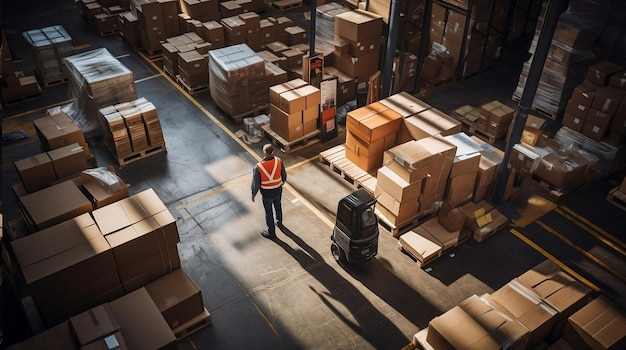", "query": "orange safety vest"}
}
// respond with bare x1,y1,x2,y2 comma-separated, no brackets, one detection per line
257,157,283,189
